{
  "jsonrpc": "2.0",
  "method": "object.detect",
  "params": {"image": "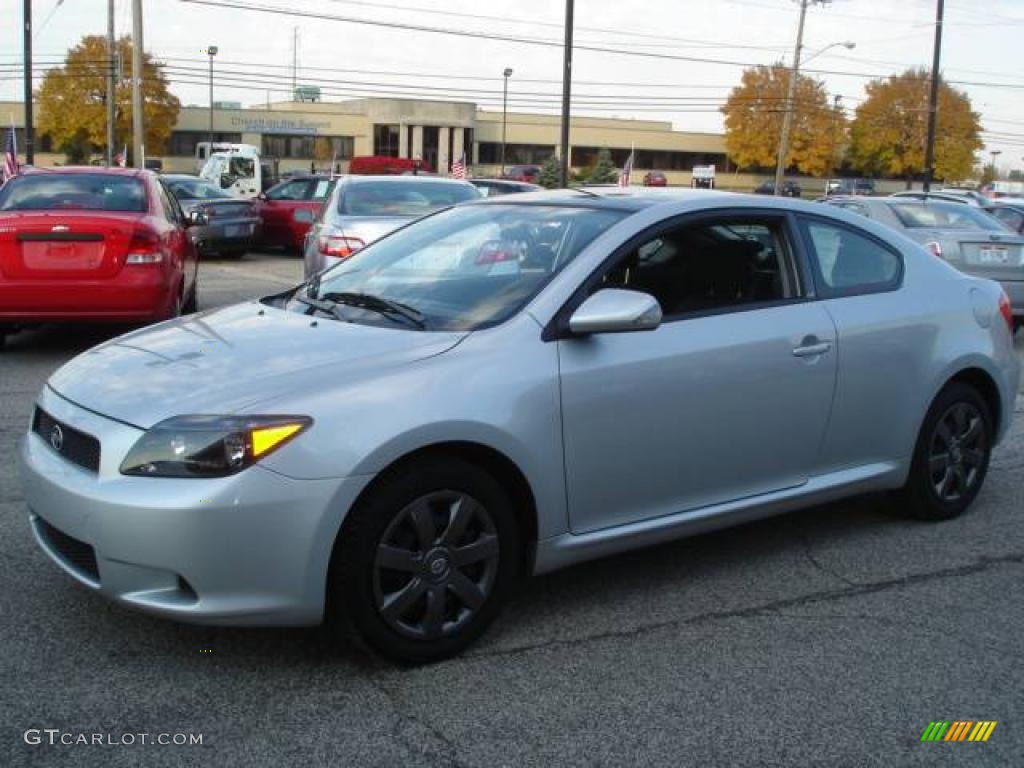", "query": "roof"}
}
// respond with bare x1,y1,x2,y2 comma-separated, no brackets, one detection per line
471,186,738,212
20,165,152,178
343,175,475,186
